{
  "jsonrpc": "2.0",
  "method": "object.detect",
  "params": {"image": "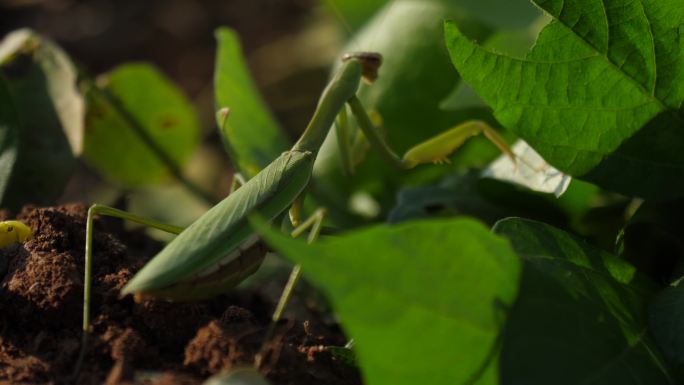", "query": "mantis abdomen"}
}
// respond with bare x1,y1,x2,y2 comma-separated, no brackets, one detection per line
121,150,314,300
